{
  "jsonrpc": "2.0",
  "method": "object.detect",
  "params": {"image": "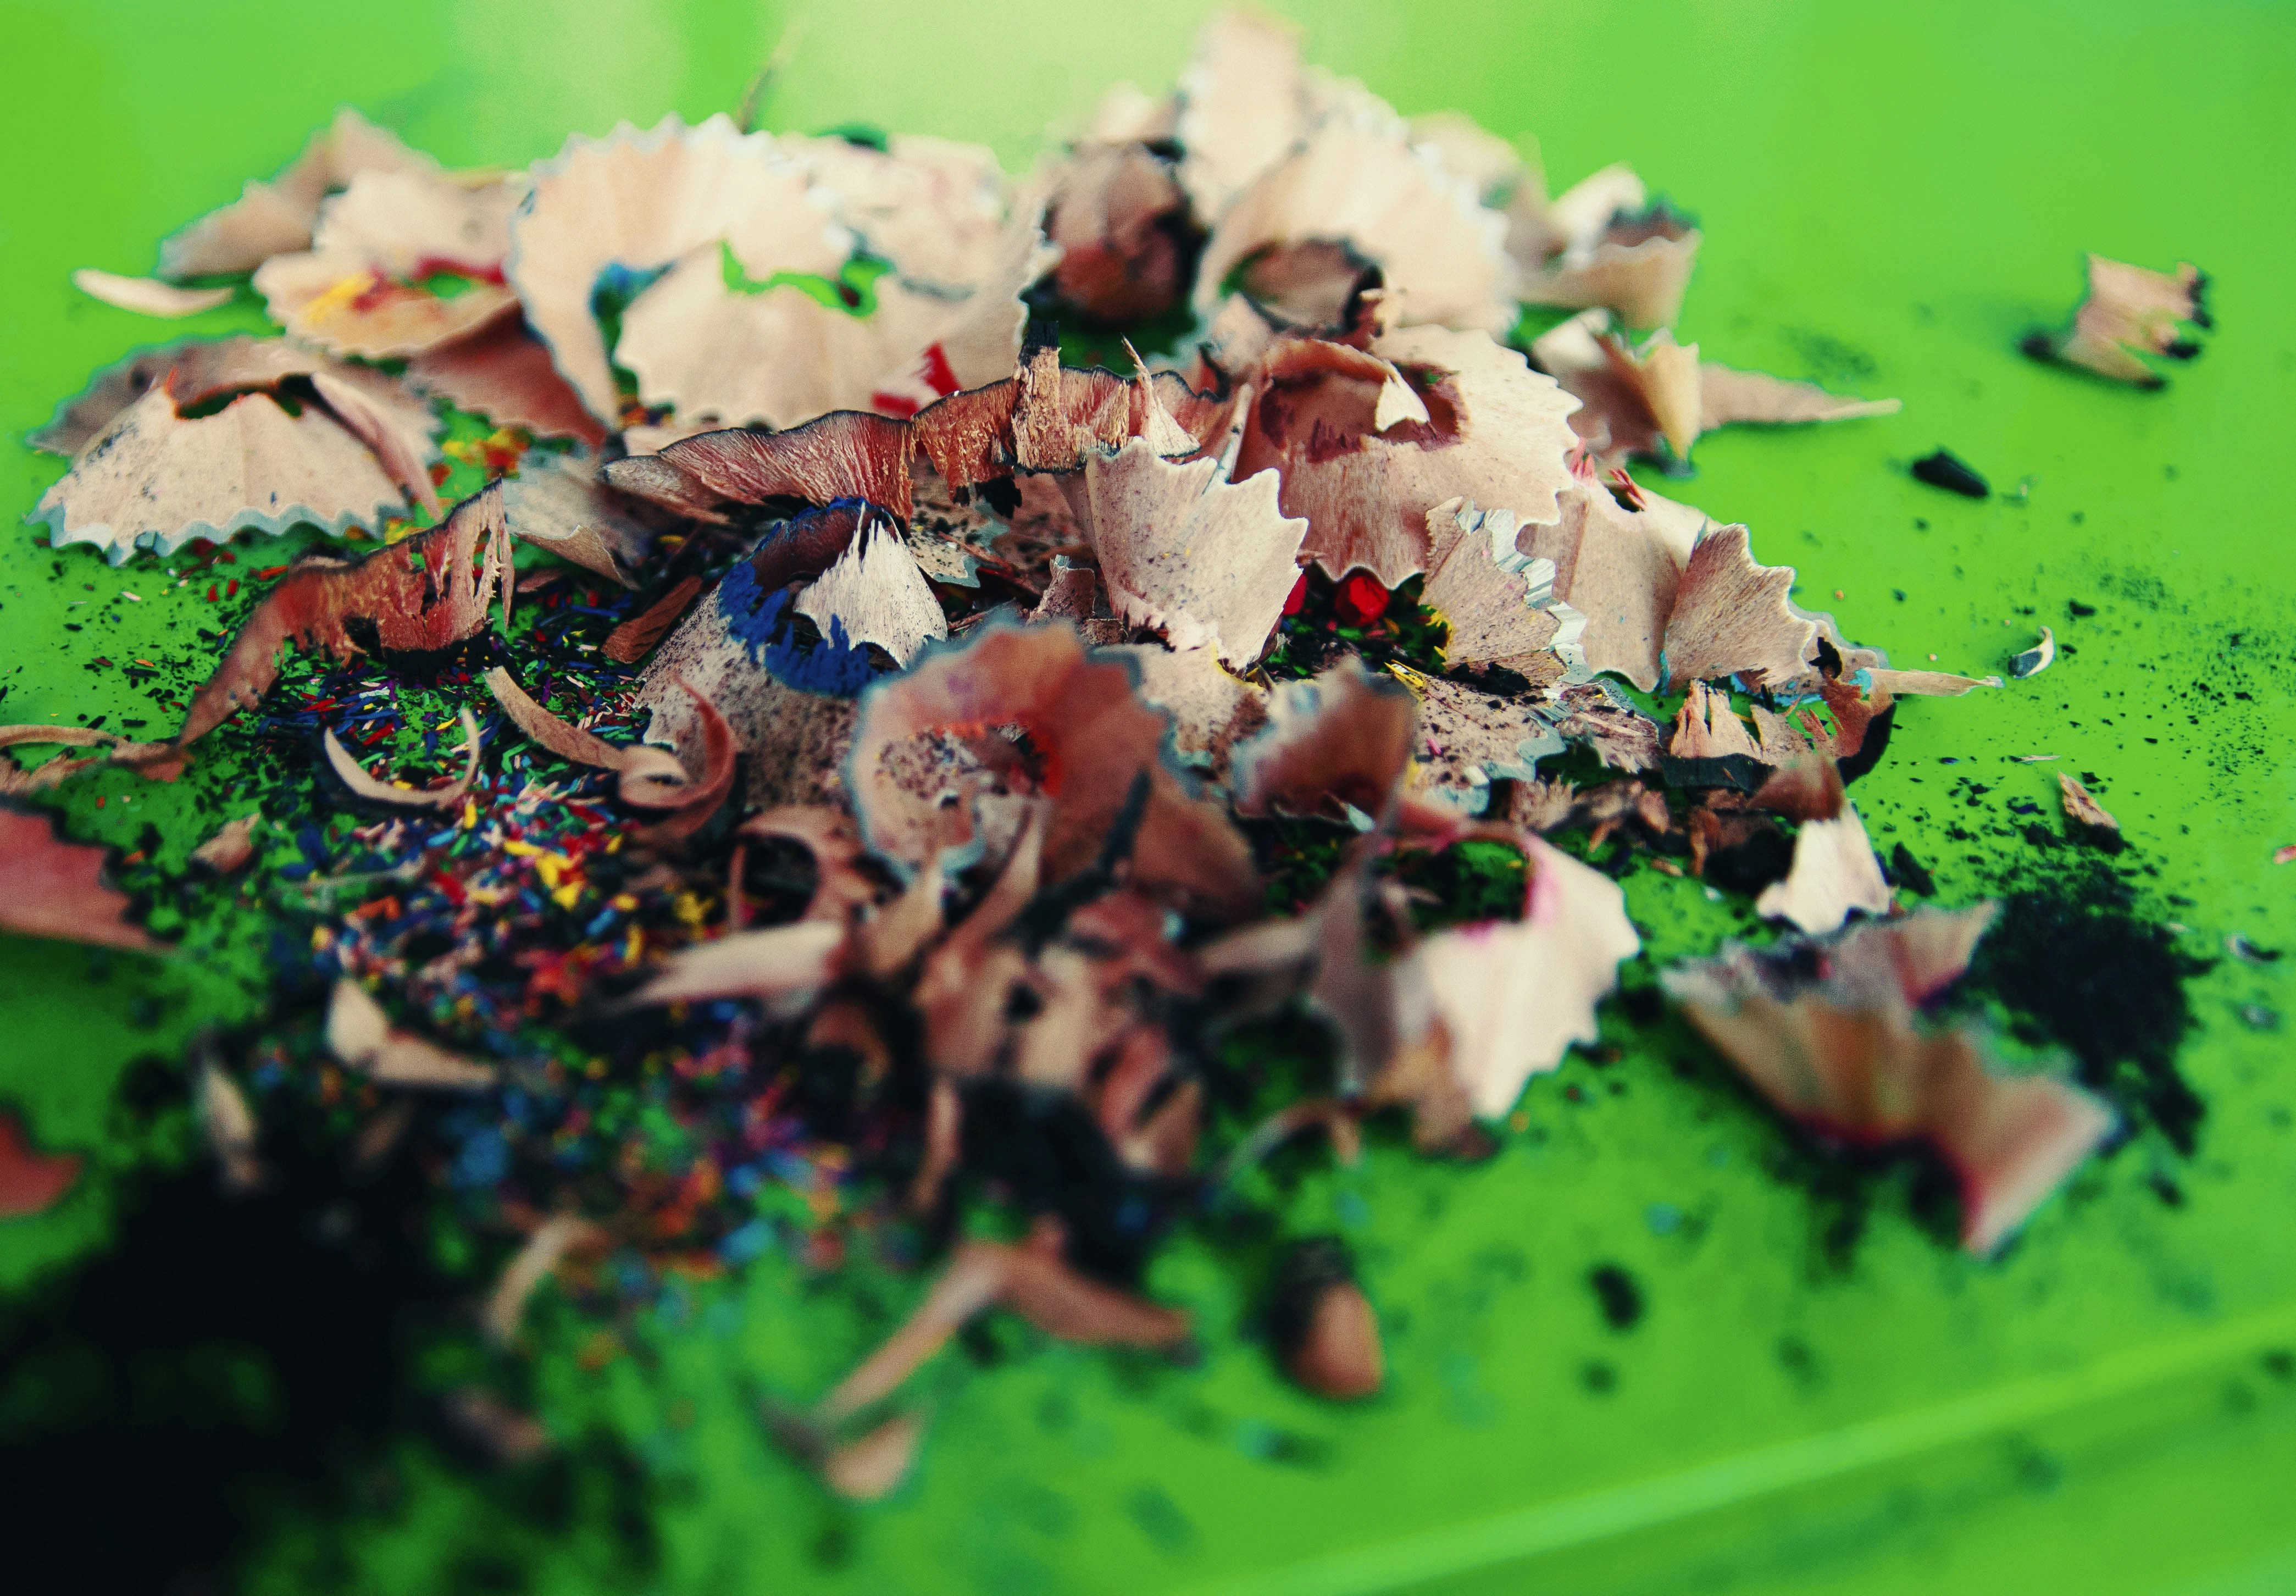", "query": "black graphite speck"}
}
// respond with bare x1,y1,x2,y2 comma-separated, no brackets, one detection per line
1912,449,1990,498
1588,1264,1645,1331
1889,843,1937,896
